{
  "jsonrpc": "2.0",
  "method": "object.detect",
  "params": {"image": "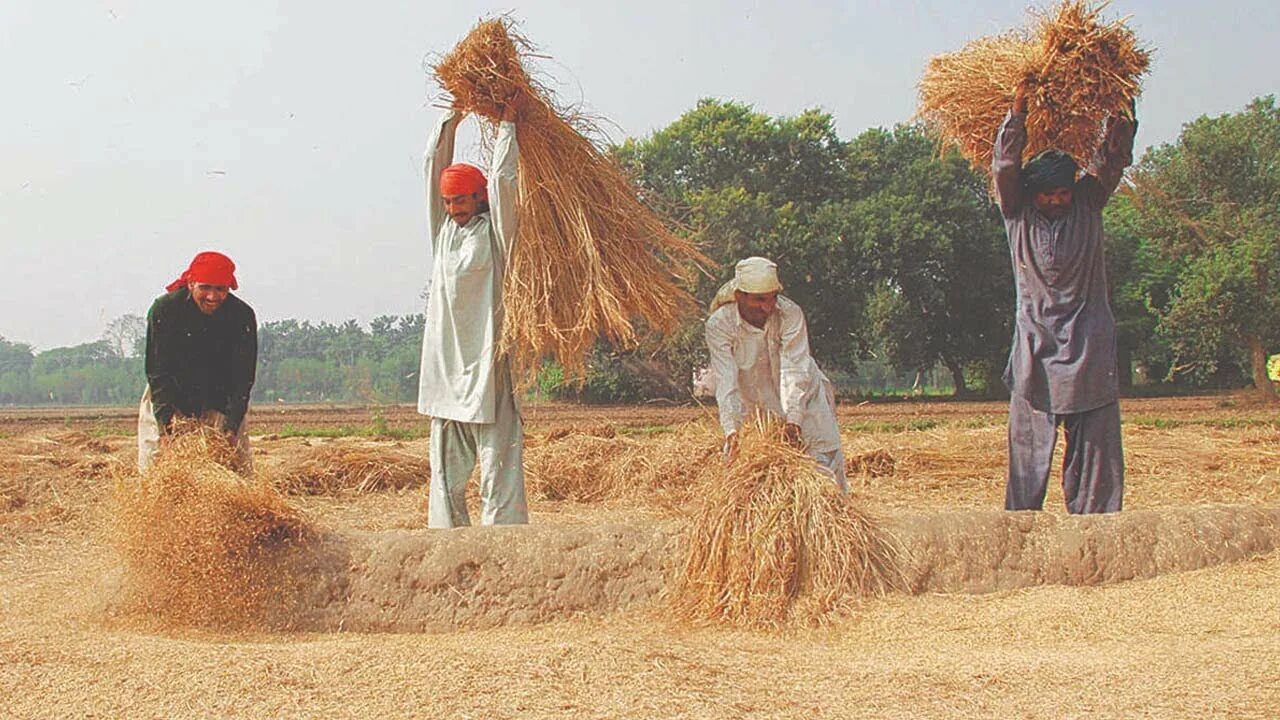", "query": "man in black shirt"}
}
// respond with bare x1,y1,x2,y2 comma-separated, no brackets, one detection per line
136,251,257,473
